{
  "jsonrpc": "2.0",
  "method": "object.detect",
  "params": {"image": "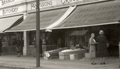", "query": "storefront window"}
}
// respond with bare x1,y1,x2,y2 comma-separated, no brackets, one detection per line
66,28,89,49
29,31,47,45
29,31,35,45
